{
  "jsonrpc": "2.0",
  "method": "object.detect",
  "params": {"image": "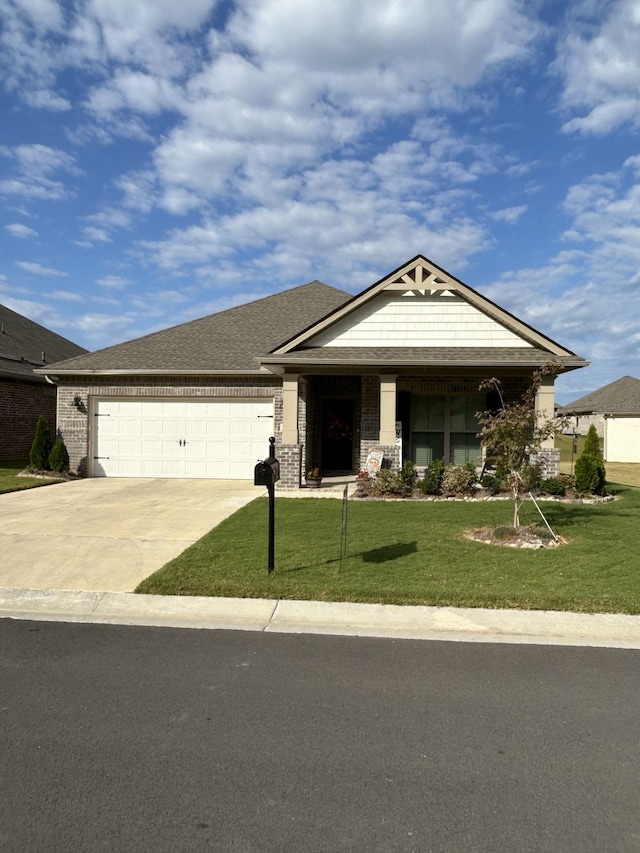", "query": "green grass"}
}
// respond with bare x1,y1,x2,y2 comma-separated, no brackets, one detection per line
0,461,62,494
136,485,640,614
